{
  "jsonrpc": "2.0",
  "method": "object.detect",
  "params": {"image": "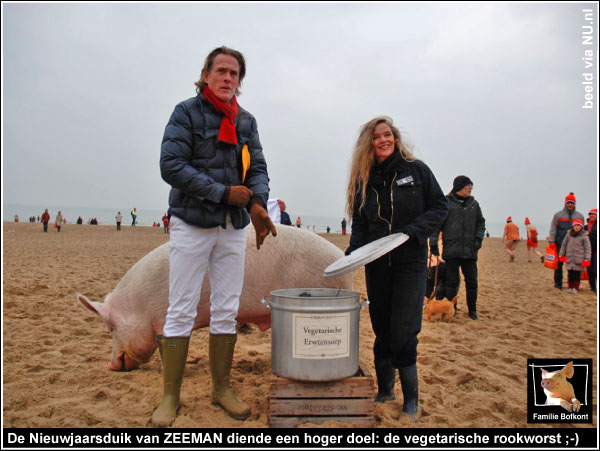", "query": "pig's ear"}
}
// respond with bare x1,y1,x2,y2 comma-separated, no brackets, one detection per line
77,293,110,322
564,361,574,379
541,368,548,377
